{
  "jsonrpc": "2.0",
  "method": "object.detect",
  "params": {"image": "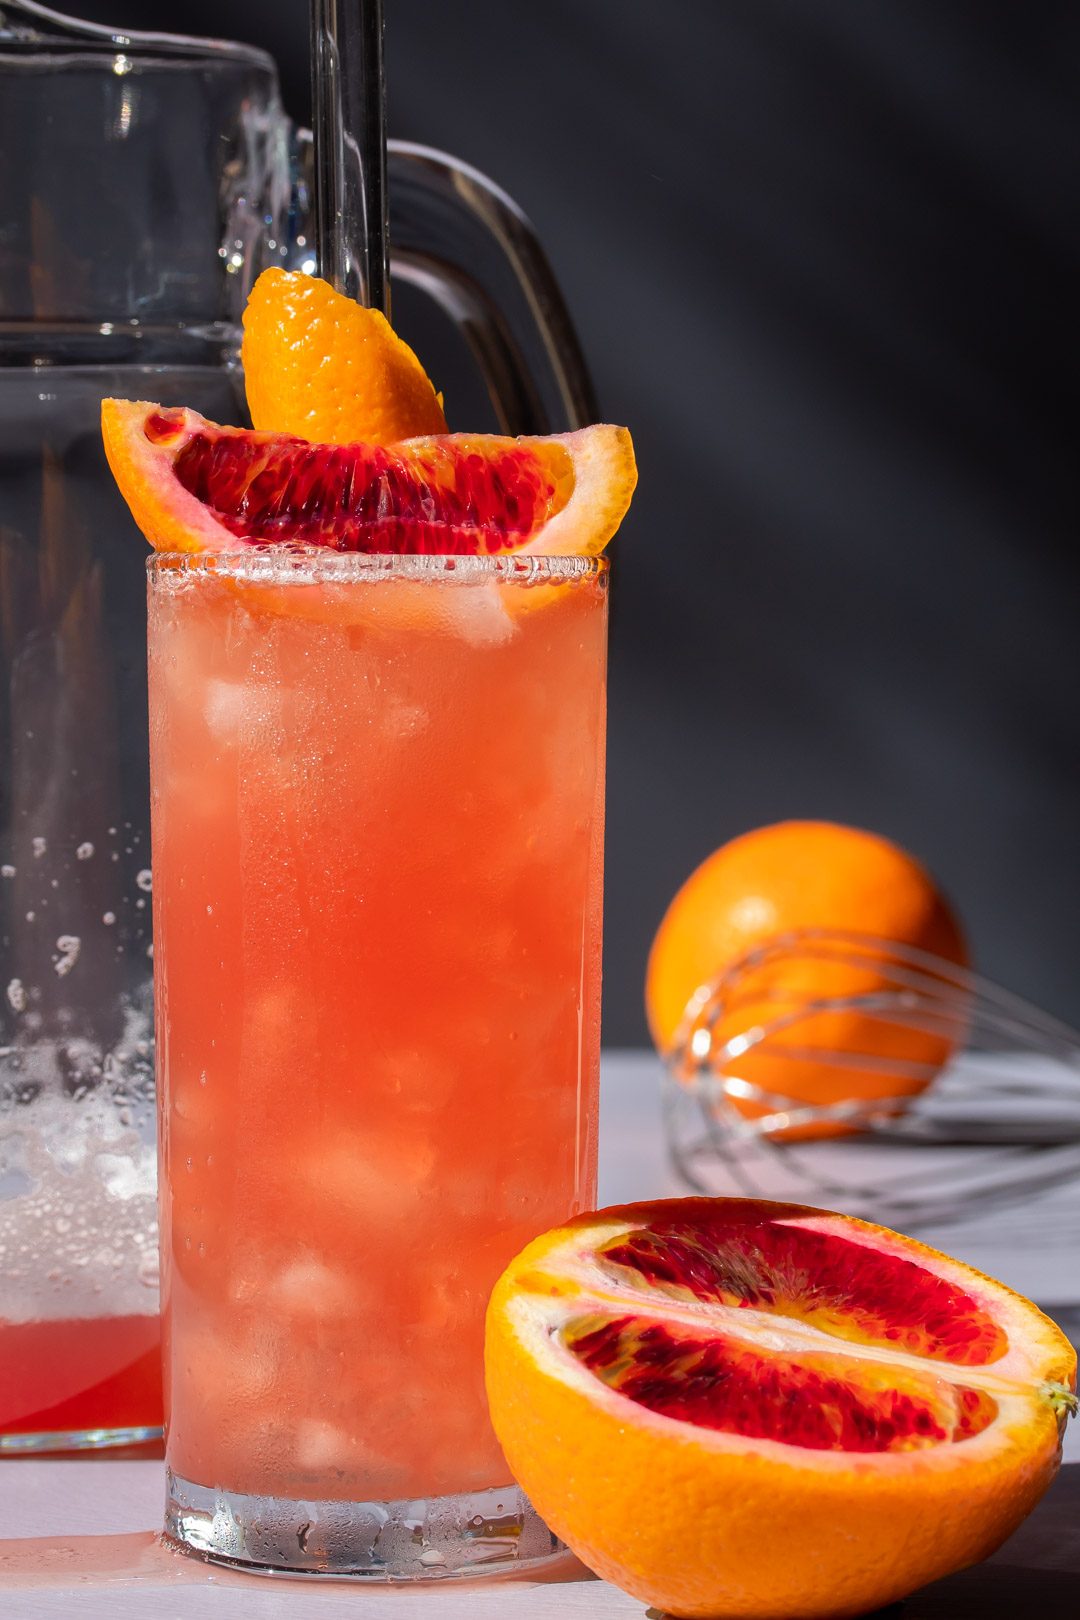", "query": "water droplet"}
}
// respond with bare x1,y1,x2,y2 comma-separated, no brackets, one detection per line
146,943,154,959
206,904,214,917
53,935,81,977
76,842,94,861
102,911,116,926
1,864,14,879
107,826,117,836
135,898,146,910
136,869,153,892
6,978,27,1012
31,836,46,858
24,910,35,922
